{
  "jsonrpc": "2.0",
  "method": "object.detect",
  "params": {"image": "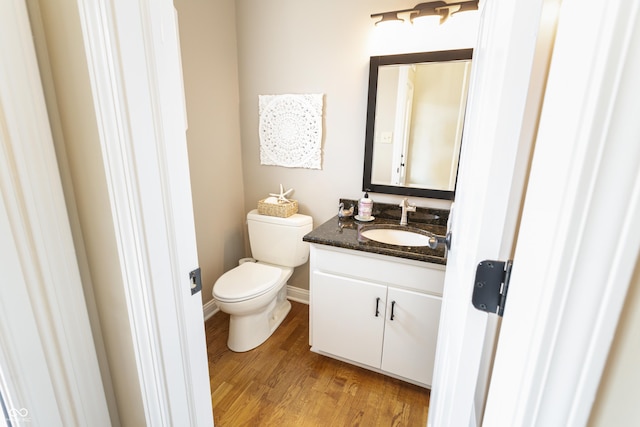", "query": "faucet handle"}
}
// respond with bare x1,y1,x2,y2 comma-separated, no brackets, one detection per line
400,198,416,210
